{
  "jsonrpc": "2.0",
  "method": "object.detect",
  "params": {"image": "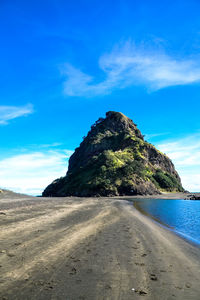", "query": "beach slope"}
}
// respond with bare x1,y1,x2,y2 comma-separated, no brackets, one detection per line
0,194,200,299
